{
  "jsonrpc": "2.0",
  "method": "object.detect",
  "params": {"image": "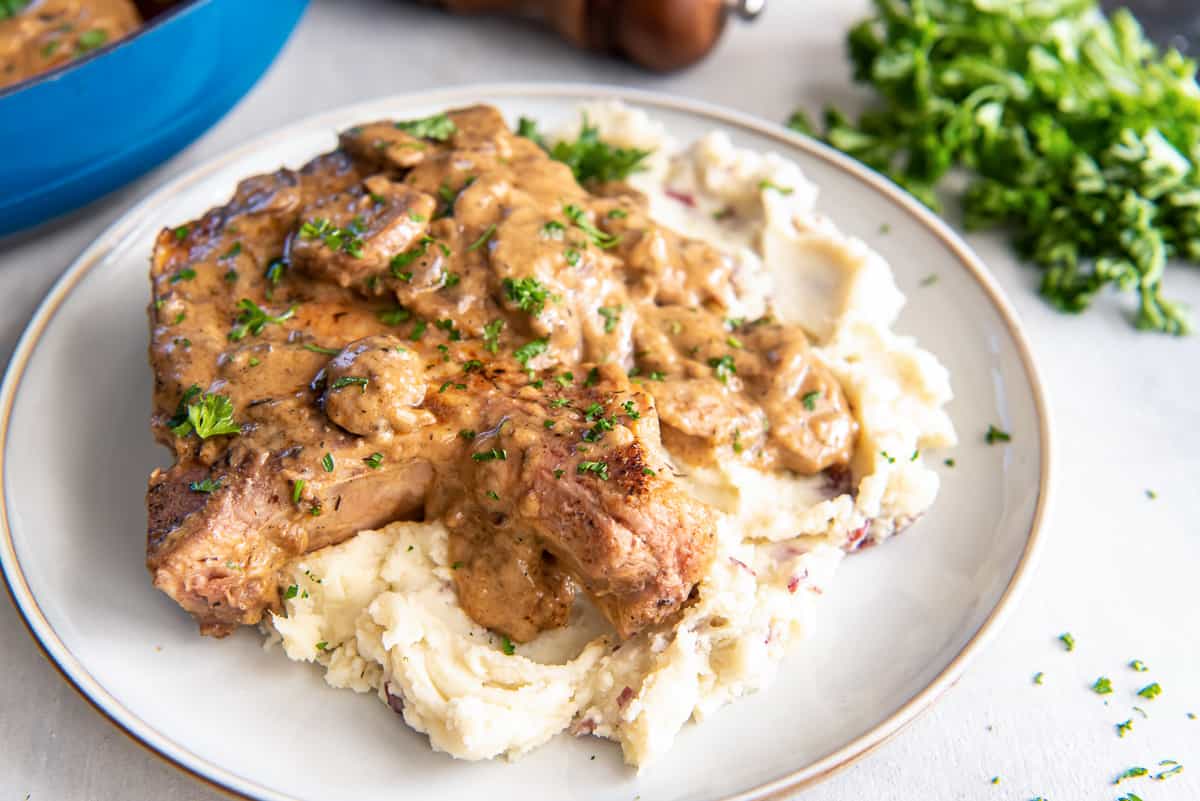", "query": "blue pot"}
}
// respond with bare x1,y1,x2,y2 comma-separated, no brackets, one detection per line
0,0,309,237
